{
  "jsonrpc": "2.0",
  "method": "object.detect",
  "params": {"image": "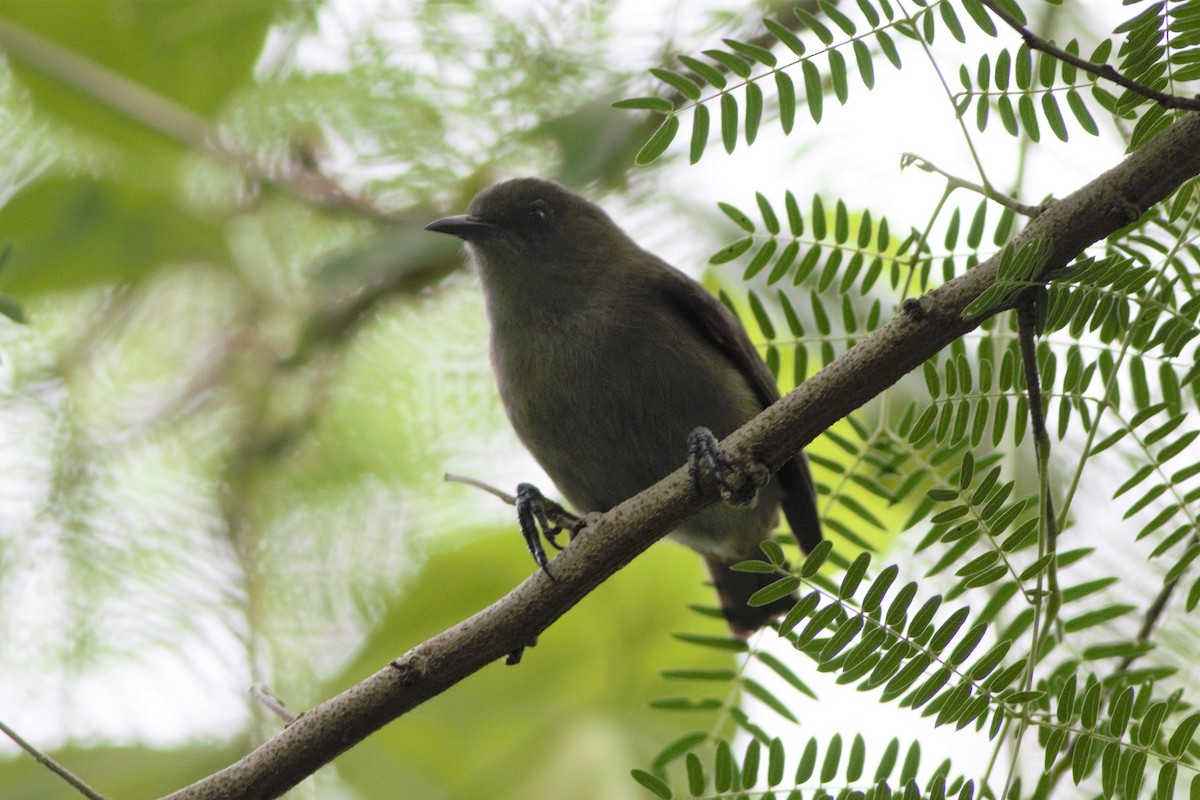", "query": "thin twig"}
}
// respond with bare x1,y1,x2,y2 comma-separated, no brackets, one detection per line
445,473,582,533
901,153,1044,217
980,0,1200,112
1000,292,1063,800
0,719,110,800
1016,293,1061,612
251,685,298,725
444,473,517,505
